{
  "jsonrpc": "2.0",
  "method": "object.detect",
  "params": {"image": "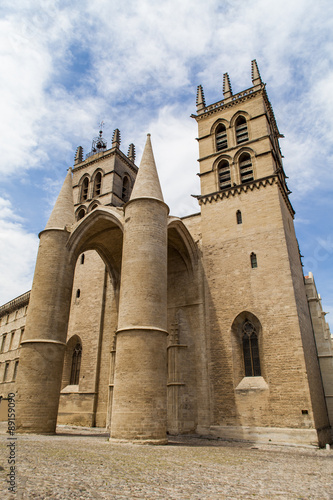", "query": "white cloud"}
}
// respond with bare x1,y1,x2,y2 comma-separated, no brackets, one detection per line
0,0,333,328
0,198,38,304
